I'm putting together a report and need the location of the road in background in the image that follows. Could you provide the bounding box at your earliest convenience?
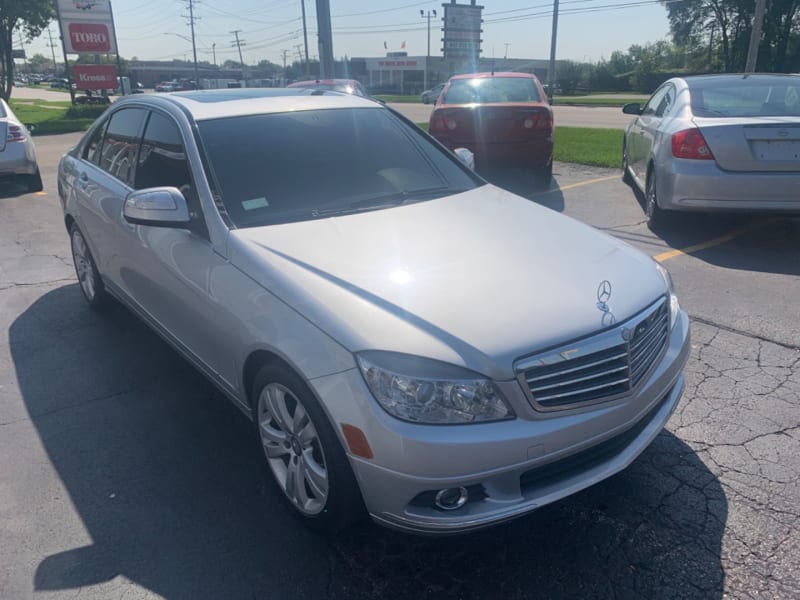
[1,135,797,599]
[391,102,632,129]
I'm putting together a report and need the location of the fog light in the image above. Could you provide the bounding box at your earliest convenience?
[434,486,469,510]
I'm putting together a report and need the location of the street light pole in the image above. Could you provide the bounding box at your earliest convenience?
[212,43,216,67]
[420,9,437,92]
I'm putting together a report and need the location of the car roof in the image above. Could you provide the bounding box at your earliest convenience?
[449,72,537,80]
[287,79,359,87]
[679,73,800,86]
[114,88,380,121]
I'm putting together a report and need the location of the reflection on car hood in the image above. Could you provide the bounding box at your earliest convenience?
[230,185,666,378]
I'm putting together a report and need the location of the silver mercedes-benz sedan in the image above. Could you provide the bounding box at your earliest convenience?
[622,73,800,229]
[0,98,43,192]
[58,89,690,534]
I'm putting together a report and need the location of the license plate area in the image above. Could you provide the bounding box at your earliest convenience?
[750,140,800,161]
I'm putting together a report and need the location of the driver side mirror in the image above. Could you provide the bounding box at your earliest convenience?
[622,102,643,115]
[123,187,190,227]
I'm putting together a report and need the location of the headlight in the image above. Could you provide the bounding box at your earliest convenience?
[655,261,680,330]
[356,352,514,424]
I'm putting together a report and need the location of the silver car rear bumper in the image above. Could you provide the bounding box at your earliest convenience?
[660,159,800,212]
[319,310,690,535]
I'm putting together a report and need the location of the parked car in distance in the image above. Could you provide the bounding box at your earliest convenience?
[58,88,689,535]
[429,72,554,180]
[287,78,368,97]
[421,82,444,104]
[621,73,800,229]
[0,99,43,192]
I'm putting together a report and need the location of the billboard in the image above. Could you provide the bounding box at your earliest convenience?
[74,64,117,90]
[57,0,112,21]
[57,0,117,54]
[441,3,483,61]
[64,21,115,53]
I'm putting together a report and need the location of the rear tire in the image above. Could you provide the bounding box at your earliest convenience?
[645,170,670,230]
[251,363,364,534]
[536,160,553,185]
[69,223,110,309]
[26,169,44,193]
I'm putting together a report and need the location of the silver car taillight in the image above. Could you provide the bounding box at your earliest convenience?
[7,125,26,143]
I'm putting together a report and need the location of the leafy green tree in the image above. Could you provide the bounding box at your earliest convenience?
[0,0,54,99]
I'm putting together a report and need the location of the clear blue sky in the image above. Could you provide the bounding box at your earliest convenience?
[25,0,671,67]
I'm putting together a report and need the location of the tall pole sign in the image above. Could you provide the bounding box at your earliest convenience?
[55,0,122,102]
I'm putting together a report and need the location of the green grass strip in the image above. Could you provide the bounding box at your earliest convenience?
[553,126,623,168]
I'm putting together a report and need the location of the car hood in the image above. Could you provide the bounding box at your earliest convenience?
[229,185,666,380]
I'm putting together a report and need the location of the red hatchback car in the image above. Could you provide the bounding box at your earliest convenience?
[429,72,554,179]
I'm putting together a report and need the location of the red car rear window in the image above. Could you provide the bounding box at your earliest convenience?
[444,78,541,104]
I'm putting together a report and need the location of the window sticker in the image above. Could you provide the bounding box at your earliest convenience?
[242,197,269,211]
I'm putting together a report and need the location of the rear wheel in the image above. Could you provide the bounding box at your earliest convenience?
[251,363,364,533]
[536,160,553,185]
[645,170,670,230]
[70,223,109,309]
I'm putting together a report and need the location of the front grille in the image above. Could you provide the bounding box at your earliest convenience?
[516,298,669,410]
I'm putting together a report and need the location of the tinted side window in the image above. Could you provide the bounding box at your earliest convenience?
[655,85,676,117]
[83,118,109,165]
[643,86,669,116]
[99,108,147,185]
[135,112,191,190]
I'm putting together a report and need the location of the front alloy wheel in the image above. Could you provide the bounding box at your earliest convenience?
[257,382,329,515]
[251,364,363,532]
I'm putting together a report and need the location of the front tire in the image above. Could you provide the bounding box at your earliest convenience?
[621,144,633,186]
[251,364,364,533]
[70,223,109,309]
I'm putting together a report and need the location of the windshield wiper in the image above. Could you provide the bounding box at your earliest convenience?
[313,187,454,217]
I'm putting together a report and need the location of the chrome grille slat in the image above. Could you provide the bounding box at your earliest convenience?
[517,298,669,410]
[525,351,628,383]
[534,377,632,403]
[530,364,630,393]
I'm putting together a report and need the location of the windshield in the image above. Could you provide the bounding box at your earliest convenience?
[198,107,477,228]
[690,79,800,117]
[443,77,541,104]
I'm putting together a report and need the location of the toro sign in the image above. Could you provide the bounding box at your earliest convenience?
[74,65,117,90]
[67,22,112,53]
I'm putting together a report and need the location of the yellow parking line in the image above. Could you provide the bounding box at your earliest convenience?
[557,175,619,192]
[654,226,751,263]
[35,192,46,196]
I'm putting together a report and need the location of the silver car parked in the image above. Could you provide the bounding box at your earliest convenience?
[59,89,690,534]
[0,98,43,192]
[622,73,800,229]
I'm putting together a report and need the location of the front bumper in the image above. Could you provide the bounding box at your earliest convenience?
[660,158,800,212]
[311,310,691,535]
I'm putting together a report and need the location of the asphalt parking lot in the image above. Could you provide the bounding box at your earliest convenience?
[1,134,798,599]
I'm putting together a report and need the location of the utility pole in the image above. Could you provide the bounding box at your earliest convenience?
[212,43,217,67]
[182,0,200,87]
[231,30,247,86]
[745,0,767,73]
[504,42,510,60]
[300,0,310,76]
[281,49,289,85]
[547,0,559,102]
[315,0,334,78]
[420,9,437,92]
[47,27,58,73]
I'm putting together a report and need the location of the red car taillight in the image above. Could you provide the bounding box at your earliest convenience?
[7,125,26,143]
[522,110,552,132]
[430,113,458,133]
[671,128,714,160]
